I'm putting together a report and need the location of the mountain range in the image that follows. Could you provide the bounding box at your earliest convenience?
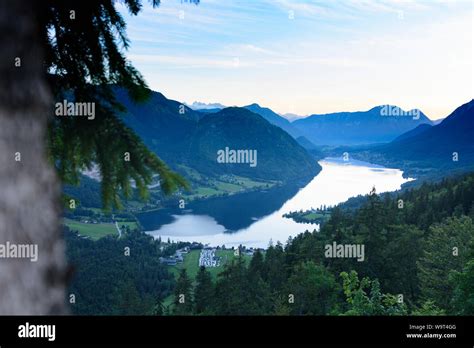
[195,101,435,147]
[186,101,227,110]
[116,89,321,183]
[117,88,473,184]
[243,103,302,138]
[281,113,306,122]
[292,106,433,145]
[351,100,474,178]
[186,107,319,180]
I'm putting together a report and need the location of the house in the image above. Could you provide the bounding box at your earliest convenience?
[177,247,189,254]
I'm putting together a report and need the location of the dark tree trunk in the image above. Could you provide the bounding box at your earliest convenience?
[0,0,67,314]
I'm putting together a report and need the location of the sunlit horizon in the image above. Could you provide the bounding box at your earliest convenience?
[120,0,473,120]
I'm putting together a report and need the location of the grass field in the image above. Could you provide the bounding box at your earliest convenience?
[174,164,278,201]
[302,212,322,220]
[214,181,242,192]
[193,187,220,196]
[169,249,251,281]
[116,221,140,231]
[233,175,277,189]
[64,218,118,240]
[302,212,331,222]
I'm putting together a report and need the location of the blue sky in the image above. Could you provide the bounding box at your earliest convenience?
[118,0,473,119]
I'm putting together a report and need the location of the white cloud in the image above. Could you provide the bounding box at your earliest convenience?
[122,0,473,119]
[128,54,255,69]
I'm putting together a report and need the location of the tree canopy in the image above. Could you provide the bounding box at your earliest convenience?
[38,0,196,208]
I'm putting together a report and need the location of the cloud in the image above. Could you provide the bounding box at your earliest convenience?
[128,54,255,69]
[120,0,472,119]
[221,44,278,57]
[271,0,332,16]
[269,0,434,19]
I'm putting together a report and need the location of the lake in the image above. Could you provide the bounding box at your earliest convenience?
[141,157,413,248]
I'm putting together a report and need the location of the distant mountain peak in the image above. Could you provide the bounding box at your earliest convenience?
[292,104,432,146]
[186,101,227,110]
[246,103,261,108]
[369,104,425,117]
[282,113,306,121]
[243,103,302,138]
[365,98,474,175]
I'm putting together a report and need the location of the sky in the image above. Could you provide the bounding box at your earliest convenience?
[118,0,474,120]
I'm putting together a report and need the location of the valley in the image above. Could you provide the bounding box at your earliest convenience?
[63,91,474,247]
[61,85,474,318]
[143,158,411,248]
[6,0,474,330]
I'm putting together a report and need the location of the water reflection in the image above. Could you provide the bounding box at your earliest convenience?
[140,158,412,248]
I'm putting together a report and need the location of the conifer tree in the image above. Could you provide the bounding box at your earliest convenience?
[194,266,214,315]
[41,0,194,209]
[173,269,193,315]
[0,0,196,314]
[417,216,474,310]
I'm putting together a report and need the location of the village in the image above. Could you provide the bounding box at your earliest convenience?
[159,244,257,268]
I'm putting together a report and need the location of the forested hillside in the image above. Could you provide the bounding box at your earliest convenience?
[66,171,474,315]
[352,100,474,179]
[292,106,432,145]
[65,228,175,315]
[187,107,320,181]
[164,172,474,315]
[118,90,321,183]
